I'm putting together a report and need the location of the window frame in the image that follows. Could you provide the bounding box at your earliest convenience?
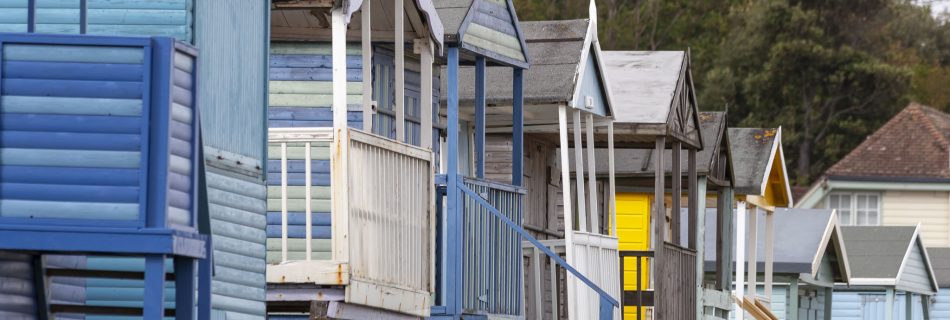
[827,191,881,226]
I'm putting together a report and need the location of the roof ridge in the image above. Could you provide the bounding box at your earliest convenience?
[912,103,950,149]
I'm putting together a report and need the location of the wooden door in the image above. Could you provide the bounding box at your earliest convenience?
[617,192,651,319]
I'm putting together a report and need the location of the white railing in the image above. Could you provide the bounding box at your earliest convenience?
[522,232,621,320]
[266,127,434,317]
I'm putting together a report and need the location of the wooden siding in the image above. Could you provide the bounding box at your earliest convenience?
[485,134,556,239]
[897,241,936,295]
[832,291,930,319]
[207,167,268,319]
[0,42,146,221]
[0,0,194,42]
[265,141,331,263]
[572,54,608,117]
[460,0,525,63]
[196,0,266,161]
[83,256,176,315]
[0,252,35,319]
[882,190,950,246]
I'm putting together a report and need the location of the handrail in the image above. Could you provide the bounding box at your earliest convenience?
[457,181,620,319]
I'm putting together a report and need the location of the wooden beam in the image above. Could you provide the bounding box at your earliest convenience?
[748,206,759,301]
[474,57,485,178]
[272,0,334,9]
[512,68,524,187]
[688,148,698,249]
[330,7,350,262]
[653,135,666,315]
[885,288,895,320]
[764,210,775,301]
[574,110,588,232]
[672,141,681,245]
[586,113,599,233]
[419,38,433,150]
[608,121,617,236]
[557,105,577,319]
[735,201,747,320]
[395,0,405,143]
[361,0,373,132]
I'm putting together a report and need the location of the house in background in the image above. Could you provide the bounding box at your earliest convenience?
[797,103,950,247]
[832,225,939,320]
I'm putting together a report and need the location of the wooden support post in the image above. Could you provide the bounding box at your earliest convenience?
[198,242,212,320]
[653,136,667,315]
[694,178,707,319]
[558,105,577,320]
[394,0,405,142]
[735,201,746,320]
[330,7,350,262]
[420,39,434,150]
[672,141,681,245]
[361,0,373,132]
[923,294,932,320]
[305,142,313,260]
[143,255,166,319]
[907,293,914,320]
[532,248,542,318]
[748,206,758,301]
[280,142,288,262]
[474,57,486,178]
[573,110,588,232]
[607,121,616,236]
[31,255,49,320]
[787,280,799,320]
[824,287,833,320]
[885,288,895,320]
[174,257,196,320]
[445,45,461,315]
[764,210,774,301]
[586,113,599,233]
[688,148,698,249]
[512,68,524,187]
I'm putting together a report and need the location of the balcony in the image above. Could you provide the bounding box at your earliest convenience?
[265,127,434,317]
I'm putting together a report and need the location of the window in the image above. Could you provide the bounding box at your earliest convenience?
[827,192,880,226]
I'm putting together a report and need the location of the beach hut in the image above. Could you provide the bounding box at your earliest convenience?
[598,111,735,319]
[925,248,950,318]
[832,225,938,320]
[598,50,708,319]
[0,2,270,319]
[454,5,621,318]
[727,127,794,318]
[264,0,445,318]
[701,208,851,320]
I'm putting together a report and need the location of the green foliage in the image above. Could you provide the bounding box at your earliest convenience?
[514,0,950,185]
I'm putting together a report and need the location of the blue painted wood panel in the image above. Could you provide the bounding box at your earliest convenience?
[573,53,608,117]
[0,251,35,319]
[0,0,193,41]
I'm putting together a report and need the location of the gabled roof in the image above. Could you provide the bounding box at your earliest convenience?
[926,247,950,288]
[433,0,529,68]
[727,127,793,207]
[591,112,731,182]
[842,225,939,295]
[450,18,612,116]
[824,103,950,181]
[601,51,702,148]
[701,208,850,283]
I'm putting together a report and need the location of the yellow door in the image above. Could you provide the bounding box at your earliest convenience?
[616,193,651,319]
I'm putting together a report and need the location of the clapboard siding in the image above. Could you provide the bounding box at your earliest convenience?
[0,0,193,41]
[832,291,939,320]
[573,54,608,117]
[0,251,35,319]
[265,140,331,263]
[269,42,363,130]
[882,190,950,247]
[0,42,146,222]
[460,0,525,63]
[897,242,936,295]
[934,289,950,319]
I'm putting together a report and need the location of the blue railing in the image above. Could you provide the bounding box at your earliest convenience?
[456,181,621,320]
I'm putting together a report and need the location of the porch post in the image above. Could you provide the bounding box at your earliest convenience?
[558,105,577,319]
[885,288,895,320]
[361,0,373,132]
[787,280,799,320]
[474,57,486,178]
[330,6,350,262]
[653,136,667,315]
[824,287,833,320]
[923,294,932,320]
[445,45,461,314]
[420,39,434,150]
[574,110,588,232]
[907,293,914,320]
[394,0,405,142]
[607,121,616,236]
[174,257,196,320]
[143,255,166,319]
[512,68,524,186]
[764,210,775,300]
[586,113,599,233]
[688,149,698,249]
[694,178,707,319]
[671,141,681,245]
[717,186,735,291]
[735,201,746,320]
[747,206,758,301]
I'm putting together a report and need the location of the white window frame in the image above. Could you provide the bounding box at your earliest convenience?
[826,191,882,226]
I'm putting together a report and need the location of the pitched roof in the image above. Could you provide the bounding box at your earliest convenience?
[727,128,793,206]
[701,208,849,282]
[452,19,590,106]
[825,103,950,180]
[841,225,939,294]
[340,0,445,50]
[601,51,703,148]
[432,0,529,68]
[592,112,727,176]
[927,247,950,288]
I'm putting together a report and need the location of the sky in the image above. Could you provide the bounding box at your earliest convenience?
[918,0,950,17]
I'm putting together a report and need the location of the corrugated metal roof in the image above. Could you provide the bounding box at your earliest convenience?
[601,51,684,124]
[841,226,917,280]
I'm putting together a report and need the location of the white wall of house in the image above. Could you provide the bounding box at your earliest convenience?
[882,190,950,247]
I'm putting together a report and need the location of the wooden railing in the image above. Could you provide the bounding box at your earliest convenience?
[267,127,435,316]
[460,177,525,316]
[572,231,622,319]
[620,242,697,320]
